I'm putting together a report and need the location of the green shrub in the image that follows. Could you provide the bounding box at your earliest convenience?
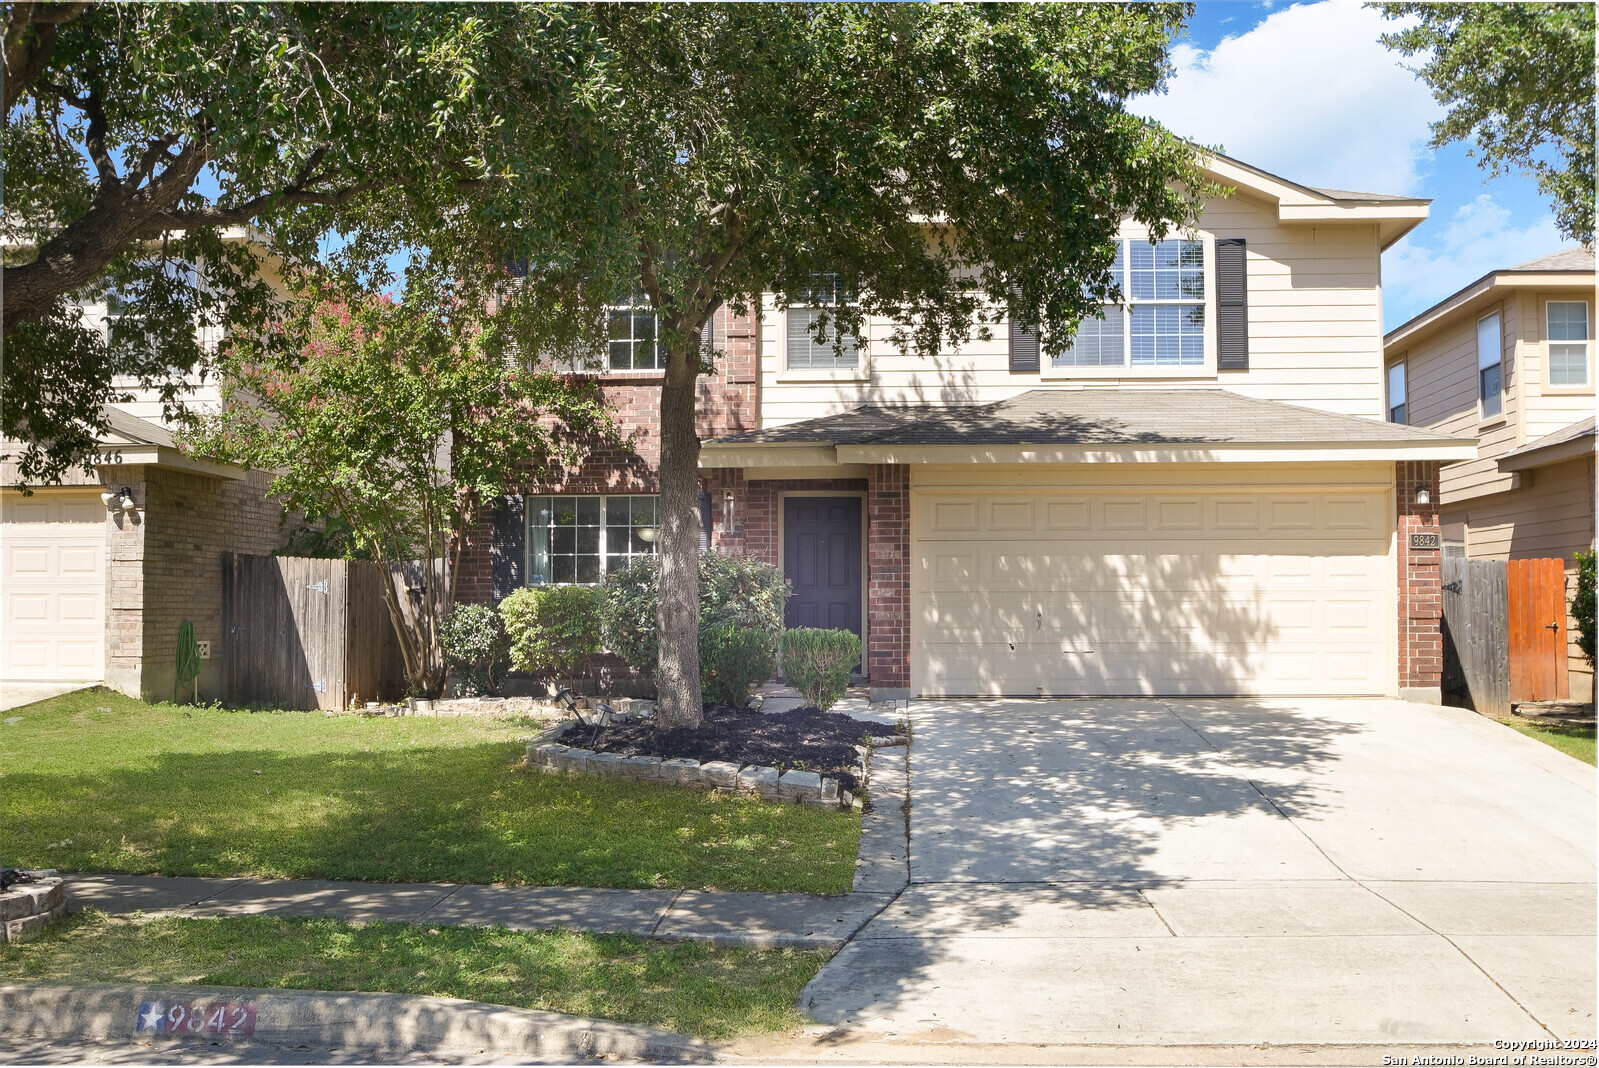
[600,554,790,673]
[500,585,603,682]
[1574,550,1596,670]
[778,628,861,711]
[439,602,511,696]
[701,625,777,708]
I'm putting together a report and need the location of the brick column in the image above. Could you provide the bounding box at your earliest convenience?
[867,464,911,700]
[1397,460,1443,703]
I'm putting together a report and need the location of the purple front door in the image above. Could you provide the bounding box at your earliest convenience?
[783,496,863,637]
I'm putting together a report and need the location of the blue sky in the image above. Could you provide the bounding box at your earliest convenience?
[1133,0,1571,333]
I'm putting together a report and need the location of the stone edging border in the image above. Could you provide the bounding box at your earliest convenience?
[526,716,904,810]
[1,871,68,944]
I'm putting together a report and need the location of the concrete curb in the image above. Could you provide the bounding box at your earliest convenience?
[0,983,714,1062]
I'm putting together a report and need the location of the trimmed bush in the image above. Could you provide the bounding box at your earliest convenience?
[439,602,511,696]
[1574,550,1596,670]
[600,553,790,674]
[701,625,777,708]
[500,585,603,683]
[779,628,861,711]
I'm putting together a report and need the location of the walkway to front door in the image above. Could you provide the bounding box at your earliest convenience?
[782,496,862,636]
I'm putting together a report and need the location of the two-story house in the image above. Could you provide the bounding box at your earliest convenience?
[462,152,1476,705]
[1383,248,1597,702]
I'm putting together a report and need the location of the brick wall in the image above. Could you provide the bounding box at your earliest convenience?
[1397,460,1444,700]
[739,478,870,568]
[103,465,288,701]
[866,465,911,696]
[458,306,761,605]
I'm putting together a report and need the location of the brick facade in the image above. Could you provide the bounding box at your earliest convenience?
[866,464,912,697]
[1396,460,1444,701]
[102,465,289,701]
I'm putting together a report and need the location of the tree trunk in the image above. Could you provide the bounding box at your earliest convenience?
[655,340,703,728]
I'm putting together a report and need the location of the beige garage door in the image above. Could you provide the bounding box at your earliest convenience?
[913,475,1395,697]
[2,489,107,682]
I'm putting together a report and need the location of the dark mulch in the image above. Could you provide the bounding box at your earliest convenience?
[579,705,890,790]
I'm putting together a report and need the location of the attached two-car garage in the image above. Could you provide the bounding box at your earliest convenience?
[2,488,107,683]
[912,464,1396,697]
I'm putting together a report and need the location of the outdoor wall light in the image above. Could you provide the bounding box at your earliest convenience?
[1416,487,1431,506]
[102,487,136,511]
[722,488,737,532]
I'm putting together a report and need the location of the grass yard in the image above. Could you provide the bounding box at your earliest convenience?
[1508,720,1597,766]
[0,910,824,1040]
[0,689,859,893]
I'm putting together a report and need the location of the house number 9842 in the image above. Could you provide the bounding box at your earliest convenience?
[1409,532,1441,551]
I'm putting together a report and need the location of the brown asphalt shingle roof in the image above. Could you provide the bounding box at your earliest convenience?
[1500,416,1596,462]
[709,389,1470,449]
[1506,247,1595,273]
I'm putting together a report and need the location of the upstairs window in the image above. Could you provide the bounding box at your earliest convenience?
[1477,312,1503,419]
[1547,301,1591,387]
[608,294,662,371]
[1387,361,1407,424]
[786,275,859,370]
[1055,239,1205,369]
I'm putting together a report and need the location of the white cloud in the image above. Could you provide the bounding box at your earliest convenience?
[1383,195,1563,328]
[1134,2,1442,194]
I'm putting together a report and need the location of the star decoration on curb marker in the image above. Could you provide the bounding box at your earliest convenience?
[138,1003,165,1031]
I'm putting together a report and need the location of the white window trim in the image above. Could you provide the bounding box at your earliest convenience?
[1041,229,1217,380]
[778,304,870,383]
[1543,297,1594,393]
[1476,309,1505,425]
[525,493,660,586]
[606,295,665,373]
[1387,358,1408,424]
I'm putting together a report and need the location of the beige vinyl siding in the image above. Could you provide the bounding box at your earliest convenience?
[1517,288,1597,443]
[1402,299,1523,505]
[1443,454,1598,702]
[758,192,1388,427]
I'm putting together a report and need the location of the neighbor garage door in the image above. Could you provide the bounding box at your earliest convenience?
[913,469,1395,696]
[2,489,107,682]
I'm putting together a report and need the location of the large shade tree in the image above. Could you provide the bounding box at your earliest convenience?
[1374,2,1596,244]
[421,3,1210,726]
[2,1,491,482]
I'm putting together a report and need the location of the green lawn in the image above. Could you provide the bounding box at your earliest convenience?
[1509,721,1597,766]
[0,689,859,893]
[0,911,824,1040]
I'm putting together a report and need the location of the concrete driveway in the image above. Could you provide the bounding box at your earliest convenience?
[802,698,1597,1050]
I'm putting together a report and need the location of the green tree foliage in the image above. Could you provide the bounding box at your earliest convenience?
[1374,2,1596,243]
[500,585,604,684]
[436,3,1207,726]
[439,603,511,696]
[2,1,490,482]
[1573,551,1596,670]
[184,272,615,697]
[700,626,777,709]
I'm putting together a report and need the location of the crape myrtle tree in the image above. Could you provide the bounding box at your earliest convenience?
[185,271,615,698]
[426,3,1211,727]
[2,1,495,483]
[1374,2,1597,244]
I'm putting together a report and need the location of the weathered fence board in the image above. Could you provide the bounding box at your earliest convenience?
[1441,557,1510,717]
[223,554,404,709]
[1508,557,1570,703]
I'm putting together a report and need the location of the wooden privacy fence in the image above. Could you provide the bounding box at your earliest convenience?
[1441,556,1571,717]
[222,554,405,710]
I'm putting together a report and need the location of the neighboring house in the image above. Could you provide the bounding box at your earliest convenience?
[1383,248,1597,702]
[1,237,293,702]
[461,152,1477,703]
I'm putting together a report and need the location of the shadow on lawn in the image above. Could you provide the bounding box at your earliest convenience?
[0,740,859,893]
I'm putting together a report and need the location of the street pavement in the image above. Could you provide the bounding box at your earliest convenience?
[800,697,1598,1049]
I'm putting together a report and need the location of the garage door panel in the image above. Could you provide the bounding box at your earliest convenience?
[2,490,107,682]
[913,483,1393,697]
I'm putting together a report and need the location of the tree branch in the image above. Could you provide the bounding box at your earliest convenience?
[3,1,90,114]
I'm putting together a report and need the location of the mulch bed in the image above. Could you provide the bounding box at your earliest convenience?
[580,705,891,791]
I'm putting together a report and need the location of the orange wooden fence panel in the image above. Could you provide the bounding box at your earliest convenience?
[1507,557,1569,704]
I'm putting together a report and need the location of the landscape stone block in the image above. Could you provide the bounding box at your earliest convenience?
[777,770,823,801]
[699,761,740,788]
[620,755,663,780]
[532,743,569,768]
[660,758,701,784]
[4,913,49,944]
[738,766,780,797]
[586,751,627,774]
[0,894,35,923]
[562,748,593,774]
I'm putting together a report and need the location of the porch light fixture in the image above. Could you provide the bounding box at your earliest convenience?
[1416,487,1431,506]
[722,488,737,532]
[102,487,136,512]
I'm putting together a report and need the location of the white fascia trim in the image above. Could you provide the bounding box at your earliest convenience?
[698,444,843,469]
[835,442,1478,465]
[97,445,250,480]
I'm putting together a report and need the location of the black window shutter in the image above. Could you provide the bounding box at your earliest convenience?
[1009,313,1040,373]
[698,492,713,552]
[1216,238,1248,371]
[491,494,526,601]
